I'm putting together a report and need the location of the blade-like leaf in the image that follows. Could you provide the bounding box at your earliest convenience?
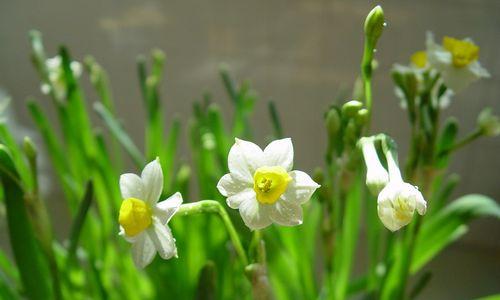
[412,194,500,273]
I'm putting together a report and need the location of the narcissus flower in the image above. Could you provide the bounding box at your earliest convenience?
[40,56,82,99]
[118,158,182,268]
[377,142,426,231]
[217,138,320,230]
[426,32,489,92]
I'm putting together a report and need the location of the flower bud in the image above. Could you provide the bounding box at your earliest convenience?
[23,137,37,160]
[325,108,341,138]
[355,108,369,126]
[341,100,363,118]
[364,5,385,46]
[477,108,500,137]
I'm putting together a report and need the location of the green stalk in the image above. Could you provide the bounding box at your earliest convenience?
[438,129,482,157]
[176,200,249,266]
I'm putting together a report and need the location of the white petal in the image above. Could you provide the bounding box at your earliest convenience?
[415,193,427,216]
[131,232,156,268]
[141,159,164,204]
[228,138,263,183]
[227,188,256,209]
[119,226,140,243]
[377,205,401,232]
[440,66,479,92]
[238,198,272,230]
[269,200,303,226]
[217,173,251,197]
[120,173,145,200]
[262,138,294,171]
[147,219,177,259]
[154,192,183,224]
[282,171,320,205]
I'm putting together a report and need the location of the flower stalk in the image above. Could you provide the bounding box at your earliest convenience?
[176,200,249,266]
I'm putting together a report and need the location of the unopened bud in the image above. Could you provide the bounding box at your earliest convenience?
[477,108,500,137]
[364,5,385,46]
[342,100,363,118]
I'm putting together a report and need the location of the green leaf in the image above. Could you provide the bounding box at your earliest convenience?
[66,181,93,266]
[435,117,458,168]
[268,101,284,139]
[93,102,145,168]
[0,145,53,299]
[412,194,500,273]
[332,173,363,300]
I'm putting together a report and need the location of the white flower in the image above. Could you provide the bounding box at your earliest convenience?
[377,181,427,232]
[217,138,320,230]
[426,32,489,92]
[359,137,389,195]
[377,143,426,231]
[118,158,182,268]
[40,56,82,99]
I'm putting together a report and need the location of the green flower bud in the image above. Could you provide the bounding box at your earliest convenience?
[342,100,363,118]
[364,5,385,46]
[355,108,369,126]
[23,137,38,160]
[477,108,500,137]
[325,108,341,137]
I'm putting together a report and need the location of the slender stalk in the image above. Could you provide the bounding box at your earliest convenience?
[438,129,482,157]
[361,42,374,129]
[176,200,249,266]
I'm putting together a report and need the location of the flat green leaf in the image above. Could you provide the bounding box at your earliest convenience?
[412,194,500,273]
[93,102,145,168]
[0,145,52,299]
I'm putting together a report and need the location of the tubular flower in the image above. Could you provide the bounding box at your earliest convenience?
[118,158,182,268]
[377,140,426,231]
[359,137,389,195]
[217,138,320,230]
[426,32,489,92]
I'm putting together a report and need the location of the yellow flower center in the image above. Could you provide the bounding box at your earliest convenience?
[410,51,427,68]
[253,166,292,204]
[393,198,413,223]
[119,198,152,236]
[442,36,479,68]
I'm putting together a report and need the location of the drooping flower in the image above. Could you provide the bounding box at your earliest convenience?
[217,138,320,230]
[118,158,182,268]
[40,56,82,99]
[426,32,489,92]
[377,138,426,231]
[359,137,389,195]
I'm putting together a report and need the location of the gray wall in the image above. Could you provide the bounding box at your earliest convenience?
[0,1,499,299]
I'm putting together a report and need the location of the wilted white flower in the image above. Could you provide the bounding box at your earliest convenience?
[377,181,427,231]
[119,158,182,268]
[40,56,82,99]
[377,146,426,231]
[426,32,489,92]
[359,137,389,195]
[217,138,320,230]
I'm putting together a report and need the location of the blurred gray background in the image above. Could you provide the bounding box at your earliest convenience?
[0,0,499,299]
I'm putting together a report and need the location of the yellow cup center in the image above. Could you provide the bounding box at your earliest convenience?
[393,198,413,223]
[253,166,292,204]
[410,50,427,69]
[442,36,479,68]
[119,198,152,236]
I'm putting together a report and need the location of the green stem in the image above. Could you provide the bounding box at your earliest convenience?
[176,200,249,266]
[439,129,482,157]
[361,41,374,129]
